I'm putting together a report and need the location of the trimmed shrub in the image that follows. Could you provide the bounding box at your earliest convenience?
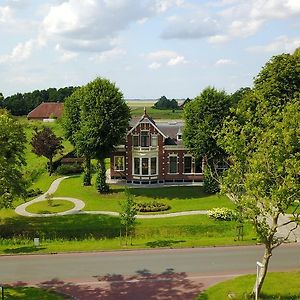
[208,207,236,221]
[55,164,83,175]
[26,188,43,198]
[135,201,171,212]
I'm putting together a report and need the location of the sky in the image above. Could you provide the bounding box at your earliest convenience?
[0,0,299,99]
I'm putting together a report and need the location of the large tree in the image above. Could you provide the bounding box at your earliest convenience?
[0,109,27,208]
[31,127,63,175]
[218,49,300,296]
[183,87,231,170]
[64,77,131,193]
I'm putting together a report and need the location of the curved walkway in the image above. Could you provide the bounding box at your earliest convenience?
[15,176,208,219]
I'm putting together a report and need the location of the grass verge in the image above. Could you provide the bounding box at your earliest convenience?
[198,272,300,300]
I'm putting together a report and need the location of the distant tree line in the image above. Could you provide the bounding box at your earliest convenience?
[0,86,78,116]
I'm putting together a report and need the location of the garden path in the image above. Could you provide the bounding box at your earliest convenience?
[14,177,300,242]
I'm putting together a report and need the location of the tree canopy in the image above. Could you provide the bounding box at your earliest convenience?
[218,48,300,296]
[63,77,131,192]
[0,109,26,208]
[2,86,77,116]
[153,96,179,110]
[31,127,63,175]
[183,87,231,165]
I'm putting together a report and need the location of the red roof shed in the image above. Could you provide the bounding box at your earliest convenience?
[27,102,64,120]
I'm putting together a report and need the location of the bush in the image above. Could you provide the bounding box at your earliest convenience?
[55,164,83,175]
[26,188,43,198]
[208,207,236,221]
[135,201,171,212]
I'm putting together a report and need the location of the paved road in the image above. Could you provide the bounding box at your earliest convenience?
[1,244,299,299]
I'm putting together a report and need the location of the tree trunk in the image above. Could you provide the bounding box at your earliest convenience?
[96,157,109,193]
[252,246,272,298]
[48,157,53,176]
[83,155,92,186]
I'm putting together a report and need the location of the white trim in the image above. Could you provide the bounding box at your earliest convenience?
[132,156,158,176]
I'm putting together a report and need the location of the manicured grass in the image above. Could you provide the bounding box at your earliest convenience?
[4,286,67,299]
[130,106,183,119]
[198,272,300,299]
[30,172,60,193]
[53,175,234,213]
[0,214,256,254]
[26,200,75,214]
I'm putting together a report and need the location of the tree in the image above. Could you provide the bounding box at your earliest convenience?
[64,77,131,193]
[31,127,63,175]
[218,49,300,297]
[63,88,93,186]
[153,96,179,110]
[0,92,4,108]
[120,188,137,246]
[0,109,27,208]
[183,87,231,183]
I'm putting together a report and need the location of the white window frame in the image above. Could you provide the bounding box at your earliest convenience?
[132,134,139,147]
[151,134,158,147]
[114,156,125,171]
[194,157,204,174]
[132,156,158,176]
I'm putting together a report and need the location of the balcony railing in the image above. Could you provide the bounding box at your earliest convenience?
[133,146,158,151]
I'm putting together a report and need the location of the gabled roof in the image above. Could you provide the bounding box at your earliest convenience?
[128,108,168,138]
[27,102,64,119]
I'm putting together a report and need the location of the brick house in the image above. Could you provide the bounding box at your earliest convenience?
[110,109,204,184]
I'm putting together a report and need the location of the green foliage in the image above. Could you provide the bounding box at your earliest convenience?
[2,86,77,116]
[153,96,179,110]
[55,163,83,175]
[96,158,109,193]
[203,168,220,193]
[135,201,170,212]
[207,207,236,221]
[31,127,64,175]
[218,49,300,295]
[120,188,137,245]
[183,87,231,166]
[63,77,131,191]
[0,109,27,208]
[26,188,43,198]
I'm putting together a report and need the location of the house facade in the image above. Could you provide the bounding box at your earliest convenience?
[110,110,204,184]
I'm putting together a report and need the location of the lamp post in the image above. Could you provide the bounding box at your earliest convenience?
[256,261,264,300]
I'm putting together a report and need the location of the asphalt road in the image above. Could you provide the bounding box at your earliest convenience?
[0,244,299,284]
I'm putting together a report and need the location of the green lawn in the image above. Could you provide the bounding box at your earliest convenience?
[4,286,68,300]
[198,272,300,299]
[26,200,75,214]
[0,213,256,254]
[53,175,234,213]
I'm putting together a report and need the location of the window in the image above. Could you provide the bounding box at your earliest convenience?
[133,135,139,147]
[134,158,140,175]
[184,156,192,173]
[177,134,182,140]
[169,156,178,174]
[195,157,203,173]
[114,156,124,171]
[151,157,157,175]
[142,158,149,175]
[151,135,158,147]
[141,131,149,147]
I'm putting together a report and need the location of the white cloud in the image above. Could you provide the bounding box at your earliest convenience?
[215,58,234,66]
[149,62,161,69]
[167,55,188,66]
[247,36,300,53]
[146,50,188,67]
[0,5,13,23]
[0,39,37,64]
[55,44,78,62]
[42,0,151,53]
[90,48,127,63]
[154,0,184,13]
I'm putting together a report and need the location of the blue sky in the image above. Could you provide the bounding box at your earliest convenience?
[0,0,299,99]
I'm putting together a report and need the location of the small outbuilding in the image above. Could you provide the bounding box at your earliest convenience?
[27,102,64,121]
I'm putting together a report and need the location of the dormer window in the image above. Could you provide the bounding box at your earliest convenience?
[177,128,182,141]
[133,135,139,147]
[141,131,149,147]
